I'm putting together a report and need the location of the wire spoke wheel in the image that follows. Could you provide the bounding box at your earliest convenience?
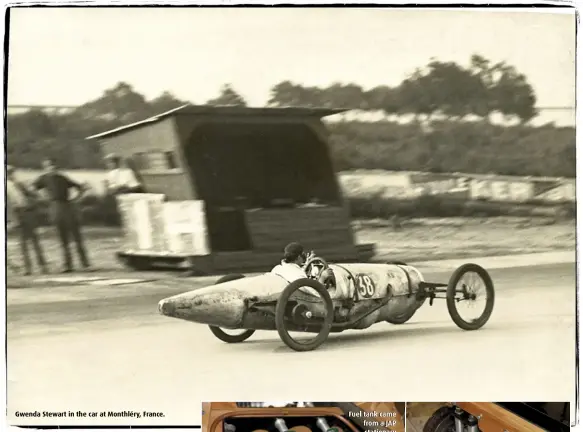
[446,264,495,331]
[455,271,488,322]
[275,278,334,352]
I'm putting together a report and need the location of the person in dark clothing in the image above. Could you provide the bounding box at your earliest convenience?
[33,158,91,273]
[7,165,48,275]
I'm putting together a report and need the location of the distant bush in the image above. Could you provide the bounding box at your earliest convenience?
[8,113,575,179]
[328,121,575,177]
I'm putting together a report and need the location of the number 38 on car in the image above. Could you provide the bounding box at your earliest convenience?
[158,257,495,352]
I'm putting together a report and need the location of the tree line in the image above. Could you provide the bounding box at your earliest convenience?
[7,54,574,177]
[268,54,538,123]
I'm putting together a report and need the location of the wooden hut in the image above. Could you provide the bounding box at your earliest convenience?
[86,104,375,273]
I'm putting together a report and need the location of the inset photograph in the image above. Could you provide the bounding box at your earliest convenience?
[406,402,570,432]
[202,402,405,432]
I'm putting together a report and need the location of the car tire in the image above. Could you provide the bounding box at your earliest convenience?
[275,278,334,352]
[446,263,495,331]
[208,326,255,343]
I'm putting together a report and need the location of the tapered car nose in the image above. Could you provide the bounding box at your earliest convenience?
[158,287,247,327]
[158,298,175,316]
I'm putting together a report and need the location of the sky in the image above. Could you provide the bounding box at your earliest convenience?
[7,7,577,109]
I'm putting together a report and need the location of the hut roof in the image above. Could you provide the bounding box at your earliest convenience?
[85,104,347,140]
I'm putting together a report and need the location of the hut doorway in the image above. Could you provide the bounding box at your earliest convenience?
[181,120,341,253]
[183,121,339,207]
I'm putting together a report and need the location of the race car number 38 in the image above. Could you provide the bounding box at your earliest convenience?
[356,274,376,298]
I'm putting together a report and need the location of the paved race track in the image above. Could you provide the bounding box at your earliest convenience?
[7,263,576,426]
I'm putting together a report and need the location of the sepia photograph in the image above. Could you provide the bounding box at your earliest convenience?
[5,4,577,428]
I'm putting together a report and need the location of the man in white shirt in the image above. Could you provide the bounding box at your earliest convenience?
[104,153,143,195]
[271,242,331,285]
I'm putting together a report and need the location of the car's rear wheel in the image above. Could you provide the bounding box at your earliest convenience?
[446,263,495,331]
[275,278,334,352]
[208,326,256,343]
[208,274,256,343]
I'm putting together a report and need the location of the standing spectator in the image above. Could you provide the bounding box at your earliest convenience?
[7,165,48,275]
[104,153,143,195]
[33,158,91,273]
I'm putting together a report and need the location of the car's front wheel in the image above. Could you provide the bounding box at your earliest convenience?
[275,278,334,352]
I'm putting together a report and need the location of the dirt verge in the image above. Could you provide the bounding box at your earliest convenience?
[7,217,574,281]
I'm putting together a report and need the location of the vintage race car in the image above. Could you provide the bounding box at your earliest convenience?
[158,256,495,352]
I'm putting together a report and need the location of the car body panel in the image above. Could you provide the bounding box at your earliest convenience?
[158,263,426,331]
[329,263,424,299]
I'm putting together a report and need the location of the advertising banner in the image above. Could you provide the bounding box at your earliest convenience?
[341,171,576,205]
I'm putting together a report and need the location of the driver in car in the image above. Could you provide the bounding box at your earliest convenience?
[271,242,334,286]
